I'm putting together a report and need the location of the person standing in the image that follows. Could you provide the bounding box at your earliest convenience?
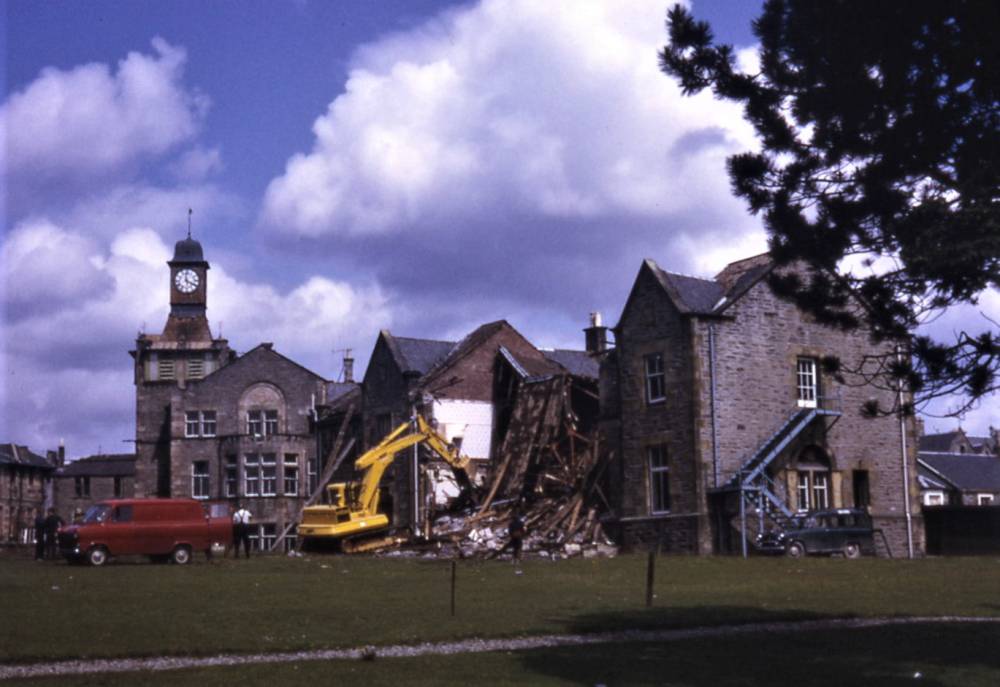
[508,510,526,564]
[43,508,64,560]
[33,511,46,561]
[232,504,252,558]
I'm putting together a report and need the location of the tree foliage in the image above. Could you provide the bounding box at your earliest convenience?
[661,0,999,415]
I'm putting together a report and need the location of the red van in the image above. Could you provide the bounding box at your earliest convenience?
[58,499,232,566]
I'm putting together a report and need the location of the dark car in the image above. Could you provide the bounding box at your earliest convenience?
[755,508,874,558]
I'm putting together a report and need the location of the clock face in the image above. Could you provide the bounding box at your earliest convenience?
[174,268,200,294]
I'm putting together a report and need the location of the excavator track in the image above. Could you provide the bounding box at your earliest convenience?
[342,534,407,554]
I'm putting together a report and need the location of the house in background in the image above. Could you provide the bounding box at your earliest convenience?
[919,428,999,456]
[918,453,1000,507]
[599,254,922,556]
[1,443,59,544]
[52,454,136,519]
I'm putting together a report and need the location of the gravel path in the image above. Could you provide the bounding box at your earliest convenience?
[2,616,998,680]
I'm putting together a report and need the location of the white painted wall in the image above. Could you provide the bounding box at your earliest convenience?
[431,399,494,460]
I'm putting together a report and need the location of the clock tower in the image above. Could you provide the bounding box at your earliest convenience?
[169,235,209,317]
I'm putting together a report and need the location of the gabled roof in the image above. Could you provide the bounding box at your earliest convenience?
[325,381,360,404]
[917,452,1000,492]
[381,331,456,376]
[197,343,326,385]
[629,254,777,322]
[542,349,599,380]
[498,346,565,379]
[0,444,54,470]
[919,430,970,454]
[58,454,136,478]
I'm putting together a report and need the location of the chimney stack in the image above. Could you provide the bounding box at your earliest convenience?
[58,440,65,467]
[342,350,354,383]
[584,311,608,354]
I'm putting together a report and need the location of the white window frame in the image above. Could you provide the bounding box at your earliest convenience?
[244,454,260,496]
[797,471,811,511]
[260,523,277,551]
[812,472,829,510]
[201,411,217,437]
[185,412,201,438]
[224,455,238,498]
[264,410,279,436]
[797,358,818,408]
[644,353,666,404]
[247,411,263,437]
[977,493,994,506]
[923,491,945,506]
[283,454,299,496]
[647,445,671,514]
[191,461,210,500]
[261,454,277,497]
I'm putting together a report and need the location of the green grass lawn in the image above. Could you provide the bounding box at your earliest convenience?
[2,549,999,684]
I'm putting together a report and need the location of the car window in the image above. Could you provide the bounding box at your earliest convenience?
[83,504,111,523]
[114,505,133,522]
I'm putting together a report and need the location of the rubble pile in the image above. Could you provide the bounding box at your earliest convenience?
[431,374,618,559]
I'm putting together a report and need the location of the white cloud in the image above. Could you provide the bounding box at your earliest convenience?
[0,222,395,455]
[260,0,755,237]
[1,37,206,190]
[169,146,224,182]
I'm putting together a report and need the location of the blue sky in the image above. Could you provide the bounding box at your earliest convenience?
[2,0,995,458]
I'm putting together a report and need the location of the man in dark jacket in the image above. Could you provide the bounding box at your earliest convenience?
[34,512,47,561]
[43,508,64,560]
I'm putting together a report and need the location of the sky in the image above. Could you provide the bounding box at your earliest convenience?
[2,0,996,459]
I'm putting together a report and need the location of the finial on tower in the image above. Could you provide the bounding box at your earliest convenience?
[187,208,193,239]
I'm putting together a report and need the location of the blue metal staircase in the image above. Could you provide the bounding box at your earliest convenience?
[727,399,842,556]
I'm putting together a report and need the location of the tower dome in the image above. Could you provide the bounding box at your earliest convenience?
[172,237,205,263]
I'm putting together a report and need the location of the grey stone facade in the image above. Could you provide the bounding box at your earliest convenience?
[0,444,57,544]
[603,255,923,557]
[131,236,328,551]
[52,454,135,521]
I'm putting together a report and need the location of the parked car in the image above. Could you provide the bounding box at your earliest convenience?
[58,499,232,566]
[755,508,875,558]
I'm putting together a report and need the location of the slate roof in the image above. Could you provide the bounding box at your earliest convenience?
[325,381,360,404]
[384,333,456,376]
[919,431,969,453]
[58,454,136,478]
[542,349,600,380]
[641,254,775,318]
[917,452,1000,492]
[0,444,54,470]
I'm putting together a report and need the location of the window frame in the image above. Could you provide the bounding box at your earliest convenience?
[261,453,277,497]
[224,455,238,498]
[923,491,945,506]
[191,461,210,500]
[796,358,818,408]
[977,493,994,506]
[244,454,261,496]
[644,353,666,404]
[647,444,671,514]
[247,410,263,437]
[283,454,299,496]
[185,411,201,438]
[201,411,217,437]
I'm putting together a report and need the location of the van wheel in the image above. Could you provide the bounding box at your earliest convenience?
[843,543,862,559]
[171,546,192,565]
[786,541,805,558]
[87,547,109,567]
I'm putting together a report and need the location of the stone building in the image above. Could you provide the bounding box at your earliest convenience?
[0,443,58,544]
[131,234,329,551]
[52,453,136,520]
[600,254,923,556]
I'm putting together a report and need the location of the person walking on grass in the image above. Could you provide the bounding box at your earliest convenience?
[43,508,64,560]
[508,509,526,566]
[232,503,253,558]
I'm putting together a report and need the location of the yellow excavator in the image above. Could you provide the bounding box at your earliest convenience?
[298,416,476,553]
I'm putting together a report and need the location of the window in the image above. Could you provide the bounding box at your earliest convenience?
[75,476,90,498]
[247,411,263,437]
[113,476,124,498]
[225,455,238,498]
[158,357,175,381]
[924,491,945,506]
[186,411,217,438]
[247,410,278,437]
[796,358,818,408]
[796,470,831,511]
[644,354,666,404]
[188,356,205,379]
[261,523,277,551]
[261,454,277,496]
[192,461,210,499]
[647,445,671,514]
[307,457,319,496]
[977,494,994,506]
[185,412,200,438]
[244,454,260,496]
[201,411,217,437]
[264,410,279,436]
[284,454,299,496]
[114,505,133,522]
